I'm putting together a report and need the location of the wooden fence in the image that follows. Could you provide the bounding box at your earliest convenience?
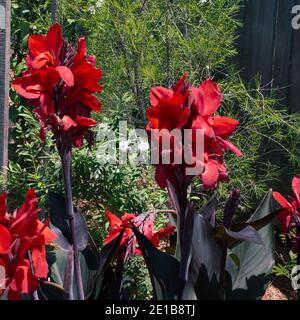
[235,0,300,113]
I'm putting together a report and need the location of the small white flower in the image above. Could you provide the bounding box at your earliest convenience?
[119,140,131,153]
[96,0,104,8]
[138,141,149,153]
[88,5,96,15]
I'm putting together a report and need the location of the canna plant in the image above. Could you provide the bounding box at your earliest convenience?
[273,177,300,299]
[10,23,106,300]
[132,75,283,300]
[3,23,285,300]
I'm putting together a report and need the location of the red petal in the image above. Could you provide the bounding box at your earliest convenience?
[61,115,77,131]
[121,213,136,227]
[211,116,239,138]
[192,116,215,139]
[277,210,292,234]
[273,192,293,210]
[76,116,97,127]
[72,61,102,85]
[173,73,188,94]
[155,225,176,239]
[12,77,41,100]
[28,34,47,57]
[39,94,54,116]
[201,161,219,190]
[150,87,173,107]
[143,219,154,240]
[0,225,11,254]
[80,93,102,112]
[38,221,57,244]
[146,97,190,130]
[104,230,120,245]
[55,66,74,86]
[195,80,222,116]
[26,188,37,203]
[87,55,97,66]
[46,23,63,57]
[217,137,243,157]
[10,260,39,294]
[292,176,300,205]
[105,210,122,227]
[32,52,55,69]
[72,135,84,148]
[32,247,48,278]
[74,37,87,64]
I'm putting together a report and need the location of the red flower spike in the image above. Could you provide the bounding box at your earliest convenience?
[146,74,242,191]
[104,211,175,259]
[0,189,57,300]
[12,23,102,149]
[273,178,300,234]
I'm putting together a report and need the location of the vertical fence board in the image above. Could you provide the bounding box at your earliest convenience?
[288,0,300,113]
[272,0,294,106]
[0,0,10,171]
[239,0,278,89]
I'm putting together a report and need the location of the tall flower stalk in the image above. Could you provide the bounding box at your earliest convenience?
[145,74,242,299]
[12,24,103,300]
[273,176,300,300]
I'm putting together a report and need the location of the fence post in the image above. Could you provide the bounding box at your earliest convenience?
[51,0,59,23]
[0,0,10,173]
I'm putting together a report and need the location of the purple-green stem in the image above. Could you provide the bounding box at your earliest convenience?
[60,145,85,300]
[297,229,300,300]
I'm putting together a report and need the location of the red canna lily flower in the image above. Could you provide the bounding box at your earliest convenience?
[141,218,175,249]
[273,176,300,234]
[0,189,57,300]
[26,23,62,70]
[104,210,175,258]
[146,74,242,191]
[146,74,190,131]
[104,211,136,247]
[12,23,102,149]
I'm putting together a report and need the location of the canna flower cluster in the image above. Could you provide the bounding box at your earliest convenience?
[0,190,56,300]
[273,176,300,234]
[146,74,242,190]
[104,210,175,258]
[12,24,102,148]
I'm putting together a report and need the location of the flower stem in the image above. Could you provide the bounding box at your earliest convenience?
[60,141,85,300]
[218,245,227,300]
[297,229,300,300]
